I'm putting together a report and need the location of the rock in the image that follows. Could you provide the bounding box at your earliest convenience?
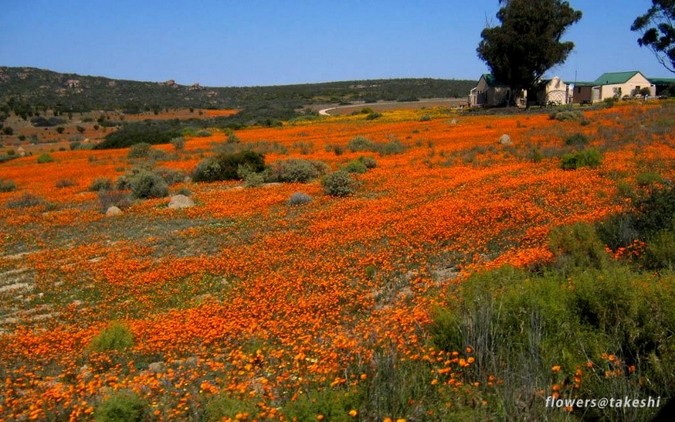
[168,194,195,209]
[499,134,513,145]
[105,206,122,217]
[450,118,458,125]
[148,362,165,373]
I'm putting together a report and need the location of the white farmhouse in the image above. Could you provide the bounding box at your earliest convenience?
[591,71,656,102]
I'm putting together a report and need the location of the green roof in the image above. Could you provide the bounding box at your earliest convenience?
[481,73,508,87]
[593,71,643,85]
[649,77,675,84]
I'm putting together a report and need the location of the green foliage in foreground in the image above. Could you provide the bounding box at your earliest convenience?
[431,190,675,421]
[95,390,149,422]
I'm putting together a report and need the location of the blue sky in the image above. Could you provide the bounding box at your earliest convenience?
[0,1,670,87]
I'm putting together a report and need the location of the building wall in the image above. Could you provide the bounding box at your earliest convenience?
[594,74,656,102]
[572,86,593,104]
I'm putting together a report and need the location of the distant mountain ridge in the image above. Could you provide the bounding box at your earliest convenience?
[0,66,476,112]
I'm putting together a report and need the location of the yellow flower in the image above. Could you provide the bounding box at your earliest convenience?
[349,409,358,417]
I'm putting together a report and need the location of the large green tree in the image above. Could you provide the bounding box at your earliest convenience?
[631,0,675,73]
[477,0,582,105]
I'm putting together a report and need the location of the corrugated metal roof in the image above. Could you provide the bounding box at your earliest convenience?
[593,71,643,85]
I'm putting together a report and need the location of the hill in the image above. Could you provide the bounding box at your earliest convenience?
[0,66,475,112]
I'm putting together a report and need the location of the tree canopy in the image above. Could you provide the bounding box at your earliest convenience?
[631,0,675,73]
[477,0,582,104]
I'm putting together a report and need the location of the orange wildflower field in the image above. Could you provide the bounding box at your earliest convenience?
[0,102,673,420]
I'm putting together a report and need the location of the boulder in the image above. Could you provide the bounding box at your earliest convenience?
[499,134,513,145]
[105,206,122,217]
[168,194,195,209]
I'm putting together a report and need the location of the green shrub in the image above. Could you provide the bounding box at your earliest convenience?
[348,136,375,152]
[560,148,602,170]
[636,172,664,187]
[322,171,357,197]
[265,158,328,183]
[358,156,377,169]
[343,159,368,174]
[95,390,148,422]
[632,185,675,237]
[0,178,17,192]
[243,171,265,188]
[642,229,675,270]
[564,133,589,147]
[193,151,265,182]
[127,142,152,159]
[95,122,181,149]
[376,139,405,156]
[226,131,240,144]
[89,177,113,192]
[170,136,185,151]
[192,158,222,183]
[549,222,609,271]
[366,112,382,120]
[288,192,312,206]
[89,321,134,352]
[129,170,169,199]
[326,144,345,155]
[37,153,54,163]
[196,129,212,137]
[206,394,257,421]
[419,114,432,122]
[551,110,583,121]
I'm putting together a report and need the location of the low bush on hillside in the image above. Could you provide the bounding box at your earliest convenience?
[348,136,376,152]
[343,159,368,174]
[127,142,152,158]
[88,321,134,352]
[265,158,328,183]
[550,109,583,121]
[37,153,54,164]
[193,151,265,182]
[95,390,149,422]
[560,148,602,170]
[347,136,405,156]
[375,138,405,156]
[358,156,377,169]
[89,177,113,192]
[322,171,357,197]
[0,178,17,192]
[95,122,182,149]
[288,192,312,206]
[128,170,169,199]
